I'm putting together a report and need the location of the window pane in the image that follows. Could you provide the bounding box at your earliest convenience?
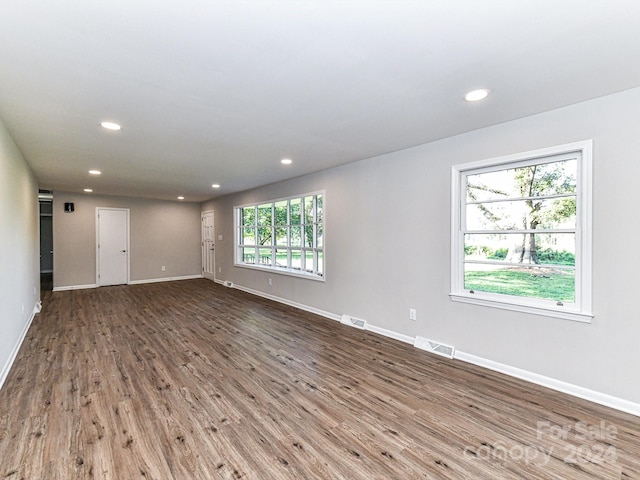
[317,251,324,275]
[242,248,256,264]
[258,227,272,246]
[304,250,314,272]
[290,226,302,247]
[316,194,323,223]
[467,159,577,202]
[465,197,576,231]
[290,198,301,225]
[304,196,314,223]
[275,226,288,246]
[275,201,287,226]
[240,227,256,246]
[464,233,575,267]
[275,248,287,267]
[257,204,272,226]
[304,225,314,248]
[259,248,272,265]
[242,207,256,226]
[316,223,323,248]
[291,249,302,269]
[464,263,575,302]
[464,232,575,302]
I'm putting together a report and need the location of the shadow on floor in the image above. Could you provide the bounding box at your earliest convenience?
[40,273,53,292]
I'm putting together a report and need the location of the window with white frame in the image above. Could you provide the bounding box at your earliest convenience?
[235,192,324,279]
[450,141,592,322]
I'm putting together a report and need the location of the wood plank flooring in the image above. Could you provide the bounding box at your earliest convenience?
[1,279,638,479]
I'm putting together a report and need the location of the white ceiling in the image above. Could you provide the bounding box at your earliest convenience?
[2,1,640,202]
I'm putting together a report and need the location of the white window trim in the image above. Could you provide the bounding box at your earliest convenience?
[450,141,593,323]
[234,190,325,282]
[235,262,326,282]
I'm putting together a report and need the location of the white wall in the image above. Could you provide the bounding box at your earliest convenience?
[203,86,640,407]
[0,118,40,388]
[53,192,202,289]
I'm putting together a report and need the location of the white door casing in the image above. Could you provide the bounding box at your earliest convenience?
[97,208,130,286]
[202,211,215,281]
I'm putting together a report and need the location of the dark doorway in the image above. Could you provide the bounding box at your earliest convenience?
[39,190,53,292]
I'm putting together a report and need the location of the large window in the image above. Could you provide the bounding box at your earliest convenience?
[235,192,324,280]
[451,141,592,322]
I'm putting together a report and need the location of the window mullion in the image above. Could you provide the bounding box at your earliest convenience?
[466,192,576,206]
[463,228,576,235]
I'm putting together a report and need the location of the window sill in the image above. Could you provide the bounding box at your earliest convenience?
[235,262,325,282]
[449,293,593,323]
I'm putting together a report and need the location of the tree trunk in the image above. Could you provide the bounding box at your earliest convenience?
[505,217,539,264]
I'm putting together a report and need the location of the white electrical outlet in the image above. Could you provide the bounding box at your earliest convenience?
[161,265,166,271]
[268,278,272,286]
[218,267,222,273]
[218,234,223,241]
[409,308,417,321]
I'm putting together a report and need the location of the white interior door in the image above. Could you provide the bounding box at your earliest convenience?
[97,208,129,286]
[202,211,215,281]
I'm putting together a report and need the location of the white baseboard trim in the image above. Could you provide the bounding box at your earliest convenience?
[367,324,414,345]
[53,275,203,291]
[212,280,640,417]
[129,274,202,285]
[0,303,40,391]
[53,283,98,292]
[228,283,413,345]
[231,283,341,322]
[455,351,640,417]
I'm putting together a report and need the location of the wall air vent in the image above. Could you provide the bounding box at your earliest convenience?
[414,336,455,359]
[341,314,367,330]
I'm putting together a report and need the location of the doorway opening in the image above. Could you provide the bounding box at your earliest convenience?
[39,190,53,292]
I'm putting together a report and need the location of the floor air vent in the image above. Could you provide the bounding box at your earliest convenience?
[414,336,455,359]
[341,314,367,330]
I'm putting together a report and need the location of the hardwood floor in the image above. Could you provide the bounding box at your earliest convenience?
[1,279,638,479]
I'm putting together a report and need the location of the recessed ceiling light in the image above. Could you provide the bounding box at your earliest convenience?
[84,188,93,193]
[281,158,293,165]
[89,169,101,175]
[177,196,184,200]
[464,89,490,102]
[211,184,221,189]
[100,121,121,131]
